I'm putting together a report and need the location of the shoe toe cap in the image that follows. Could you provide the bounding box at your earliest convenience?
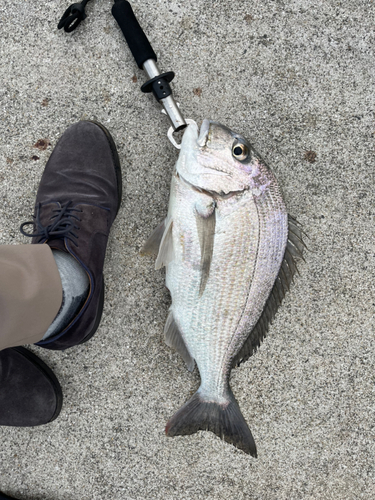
[0,347,62,426]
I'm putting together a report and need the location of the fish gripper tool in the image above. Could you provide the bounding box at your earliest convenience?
[112,0,188,135]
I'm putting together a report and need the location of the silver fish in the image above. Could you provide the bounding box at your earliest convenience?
[142,120,305,456]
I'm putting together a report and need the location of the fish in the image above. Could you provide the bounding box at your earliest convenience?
[142,120,306,456]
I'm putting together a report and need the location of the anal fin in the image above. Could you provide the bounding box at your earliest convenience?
[164,312,195,372]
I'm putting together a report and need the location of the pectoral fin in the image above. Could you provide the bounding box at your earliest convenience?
[195,205,216,296]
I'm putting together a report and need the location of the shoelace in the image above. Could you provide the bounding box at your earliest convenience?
[20,202,82,246]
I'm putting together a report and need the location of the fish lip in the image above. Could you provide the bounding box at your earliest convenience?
[197,119,210,147]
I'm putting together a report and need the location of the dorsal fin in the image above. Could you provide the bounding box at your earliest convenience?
[232,215,307,367]
[164,311,195,372]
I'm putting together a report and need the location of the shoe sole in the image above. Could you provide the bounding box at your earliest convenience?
[78,121,122,345]
[12,346,63,423]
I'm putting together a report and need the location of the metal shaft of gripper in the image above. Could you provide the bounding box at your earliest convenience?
[142,60,186,132]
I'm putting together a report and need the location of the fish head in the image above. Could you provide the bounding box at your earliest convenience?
[176,120,268,195]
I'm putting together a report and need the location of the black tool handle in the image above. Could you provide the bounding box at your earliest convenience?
[112,0,157,69]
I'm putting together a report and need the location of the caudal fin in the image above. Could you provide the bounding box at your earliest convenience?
[165,388,257,457]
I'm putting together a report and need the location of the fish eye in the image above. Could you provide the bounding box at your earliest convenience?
[232,142,249,161]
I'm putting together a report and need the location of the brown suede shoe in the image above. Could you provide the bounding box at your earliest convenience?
[0,347,62,426]
[20,121,122,350]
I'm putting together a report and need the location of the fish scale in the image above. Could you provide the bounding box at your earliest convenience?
[232,183,288,353]
[170,191,256,356]
[196,199,258,380]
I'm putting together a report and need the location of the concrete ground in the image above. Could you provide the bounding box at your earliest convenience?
[1,0,374,498]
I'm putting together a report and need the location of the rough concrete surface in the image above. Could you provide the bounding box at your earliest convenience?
[0,0,374,499]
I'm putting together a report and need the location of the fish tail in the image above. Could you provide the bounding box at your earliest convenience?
[165,387,257,457]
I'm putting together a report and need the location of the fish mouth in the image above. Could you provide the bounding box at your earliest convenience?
[197,119,210,147]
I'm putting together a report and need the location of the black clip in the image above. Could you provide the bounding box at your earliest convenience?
[58,1,90,33]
